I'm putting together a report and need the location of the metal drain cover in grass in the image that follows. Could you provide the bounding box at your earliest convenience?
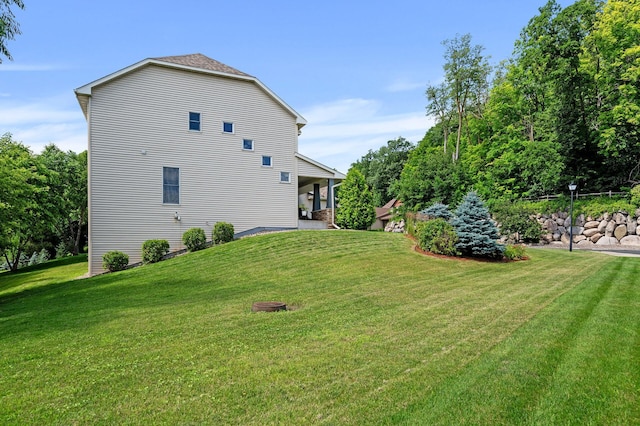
[252,301,287,312]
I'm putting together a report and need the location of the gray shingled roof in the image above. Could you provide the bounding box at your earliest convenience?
[153,53,253,78]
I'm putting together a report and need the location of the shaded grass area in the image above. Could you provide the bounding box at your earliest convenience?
[0,232,637,424]
[0,254,88,299]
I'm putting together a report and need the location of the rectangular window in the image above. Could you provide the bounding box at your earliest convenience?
[163,166,179,204]
[280,171,291,183]
[262,155,272,167]
[223,121,234,133]
[243,139,254,151]
[189,112,201,131]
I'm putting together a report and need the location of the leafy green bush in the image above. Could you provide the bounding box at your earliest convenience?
[183,227,207,252]
[102,250,129,272]
[213,222,235,244]
[142,239,169,264]
[452,191,505,259]
[504,244,527,261]
[404,213,418,237]
[415,218,459,256]
[492,200,542,243]
[629,185,640,208]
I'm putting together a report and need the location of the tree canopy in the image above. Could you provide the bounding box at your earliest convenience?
[0,0,24,62]
[360,0,637,212]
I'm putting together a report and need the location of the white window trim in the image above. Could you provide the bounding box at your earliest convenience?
[189,112,201,132]
[280,171,291,183]
[222,121,234,134]
[162,166,180,205]
[242,139,254,151]
[262,155,273,168]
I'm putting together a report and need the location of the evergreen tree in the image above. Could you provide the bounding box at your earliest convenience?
[452,191,504,259]
[419,202,452,220]
[335,168,376,230]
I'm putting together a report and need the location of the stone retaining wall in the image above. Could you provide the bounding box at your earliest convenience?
[538,210,640,246]
[384,210,640,247]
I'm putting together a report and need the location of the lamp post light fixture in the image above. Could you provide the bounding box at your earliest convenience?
[568,182,577,252]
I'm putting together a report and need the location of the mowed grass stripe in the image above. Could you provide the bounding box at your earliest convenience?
[0,231,633,424]
[394,255,640,425]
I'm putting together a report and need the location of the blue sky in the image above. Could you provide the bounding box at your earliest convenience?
[1,0,574,173]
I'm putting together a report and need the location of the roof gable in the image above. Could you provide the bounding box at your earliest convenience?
[74,54,306,127]
[153,54,252,78]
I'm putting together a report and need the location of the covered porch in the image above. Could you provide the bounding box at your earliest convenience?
[296,153,346,229]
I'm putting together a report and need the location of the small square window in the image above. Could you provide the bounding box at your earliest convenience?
[223,121,234,133]
[243,139,254,150]
[189,112,201,131]
[280,171,291,183]
[262,155,272,167]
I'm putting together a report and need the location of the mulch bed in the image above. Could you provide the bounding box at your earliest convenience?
[407,235,528,262]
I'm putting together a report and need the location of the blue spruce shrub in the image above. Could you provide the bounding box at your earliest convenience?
[452,191,505,259]
[419,202,453,220]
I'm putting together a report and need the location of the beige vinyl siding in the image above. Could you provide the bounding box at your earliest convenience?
[88,65,298,275]
[297,157,339,179]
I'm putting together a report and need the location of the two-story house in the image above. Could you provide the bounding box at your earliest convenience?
[75,54,344,275]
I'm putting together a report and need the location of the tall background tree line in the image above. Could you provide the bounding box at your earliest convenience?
[355,0,640,212]
[0,133,87,271]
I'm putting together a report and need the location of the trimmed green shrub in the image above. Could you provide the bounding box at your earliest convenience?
[452,191,505,259]
[142,239,169,264]
[415,218,459,256]
[102,250,129,272]
[213,222,235,244]
[183,227,207,252]
[504,244,527,261]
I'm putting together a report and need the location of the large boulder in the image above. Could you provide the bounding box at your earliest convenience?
[544,219,558,232]
[590,233,603,243]
[620,235,640,246]
[598,219,608,233]
[595,236,619,245]
[584,220,600,229]
[605,220,616,237]
[614,212,627,224]
[627,218,637,235]
[577,239,595,247]
[583,228,600,238]
[614,224,628,241]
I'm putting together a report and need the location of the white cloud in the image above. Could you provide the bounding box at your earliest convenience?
[385,78,426,93]
[298,98,434,173]
[0,63,64,72]
[0,94,86,153]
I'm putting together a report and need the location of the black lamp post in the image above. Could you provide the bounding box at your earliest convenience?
[568,182,577,252]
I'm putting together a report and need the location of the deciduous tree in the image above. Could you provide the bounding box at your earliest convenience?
[0,0,24,62]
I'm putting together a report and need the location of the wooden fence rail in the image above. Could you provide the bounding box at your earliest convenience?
[524,191,627,201]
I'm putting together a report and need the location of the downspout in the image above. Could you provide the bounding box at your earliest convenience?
[330,182,343,229]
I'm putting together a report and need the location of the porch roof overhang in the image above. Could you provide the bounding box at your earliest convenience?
[296,153,346,187]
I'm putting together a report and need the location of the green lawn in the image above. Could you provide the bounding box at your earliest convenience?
[0,231,638,424]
